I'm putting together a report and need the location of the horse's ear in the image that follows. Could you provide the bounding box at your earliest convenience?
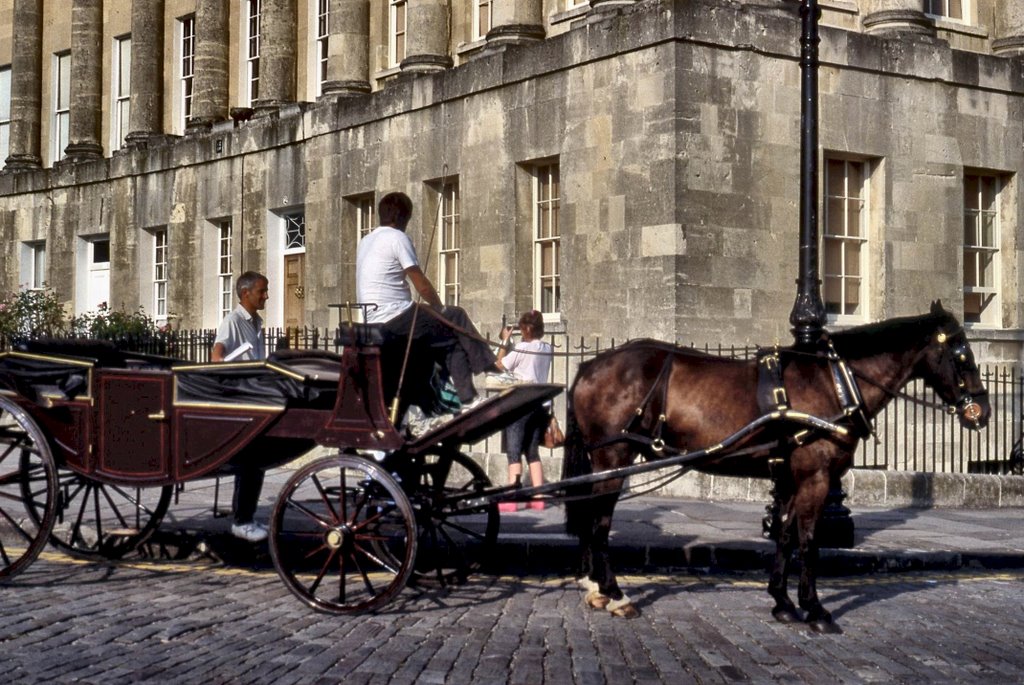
[931,300,944,314]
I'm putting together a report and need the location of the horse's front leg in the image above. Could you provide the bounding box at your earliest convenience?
[767,501,801,623]
[793,471,841,634]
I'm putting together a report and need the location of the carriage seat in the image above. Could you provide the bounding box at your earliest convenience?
[14,338,178,370]
[335,323,385,348]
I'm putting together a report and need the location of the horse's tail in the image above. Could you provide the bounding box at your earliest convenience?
[562,374,593,539]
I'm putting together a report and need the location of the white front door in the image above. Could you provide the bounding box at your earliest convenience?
[86,238,110,311]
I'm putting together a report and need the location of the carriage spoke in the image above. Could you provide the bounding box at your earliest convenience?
[285,498,336,530]
[0,504,39,544]
[306,546,340,596]
[310,473,340,523]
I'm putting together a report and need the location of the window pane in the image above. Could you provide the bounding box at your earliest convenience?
[846,241,861,277]
[981,177,996,211]
[825,198,844,236]
[826,159,844,196]
[978,252,994,288]
[823,239,842,275]
[963,251,977,287]
[848,160,863,192]
[58,54,71,108]
[964,175,979,208]
[964,293,981,323]
[0,67,11,120]
[846,202,862,238]
[981,213,996,248]
[963,213,976,245]
[92,240,110,264]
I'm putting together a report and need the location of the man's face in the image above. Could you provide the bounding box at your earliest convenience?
[241,279,269,313]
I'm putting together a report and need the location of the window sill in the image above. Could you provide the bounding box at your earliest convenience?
[550,4,590,27]
[821,0,858,15]
[456,38,488,57]
[928,16,990,39]
[372,65,402,84]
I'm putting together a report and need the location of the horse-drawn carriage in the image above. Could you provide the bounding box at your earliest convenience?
[0,298,992,631]
[0,319,561,613]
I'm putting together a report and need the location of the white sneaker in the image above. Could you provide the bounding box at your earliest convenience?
[231,521,268,542]
[460,396,486,414]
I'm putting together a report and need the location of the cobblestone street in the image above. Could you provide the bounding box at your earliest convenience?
[3,553,1024,684]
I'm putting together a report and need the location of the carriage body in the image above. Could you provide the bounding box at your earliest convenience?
[0,330,562,612]
[0,336,413,487]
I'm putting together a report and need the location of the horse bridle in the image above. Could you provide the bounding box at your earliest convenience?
[850,326,986,428]
[933,328,987,427]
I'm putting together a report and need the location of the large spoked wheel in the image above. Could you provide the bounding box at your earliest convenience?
[269,455,417,613]
[409,452,499,586]
[0,397,58,581]
[42,473,173,560]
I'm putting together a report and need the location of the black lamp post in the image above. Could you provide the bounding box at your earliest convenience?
[789,0,827,346]
[785,0,854,548]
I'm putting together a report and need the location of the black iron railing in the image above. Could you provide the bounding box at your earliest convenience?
[2,327,1020,474]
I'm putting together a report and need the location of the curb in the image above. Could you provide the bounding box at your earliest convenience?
[492,538,1024,578]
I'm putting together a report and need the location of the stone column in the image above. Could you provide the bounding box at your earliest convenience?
[993,2,1024,55]
[322,0,370,97]
[187,0,230,132]
[4,0,43,171]
[862,0,935,37]
[486,0,544,48]
[400,0,452,74]
[254,0,297,115]
[125,0,165,147]
[64,0,104,162]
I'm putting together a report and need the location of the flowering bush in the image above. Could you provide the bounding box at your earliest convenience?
[0,288,68,340]
[70,302,159,339]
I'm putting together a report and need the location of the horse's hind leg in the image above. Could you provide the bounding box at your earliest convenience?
[580,477,639,619]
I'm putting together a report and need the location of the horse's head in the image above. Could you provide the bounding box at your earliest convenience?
[917,301,991,430]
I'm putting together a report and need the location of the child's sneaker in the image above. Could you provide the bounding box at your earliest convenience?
[498,502,518,513]
[528,500,546,510]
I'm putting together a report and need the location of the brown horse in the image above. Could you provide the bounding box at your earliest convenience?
[562,302,990,632]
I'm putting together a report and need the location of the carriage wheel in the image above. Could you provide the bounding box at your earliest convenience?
[408,452,499,586]
[0,398,58,581]
[269,455,416,613]
[37,473,173,560]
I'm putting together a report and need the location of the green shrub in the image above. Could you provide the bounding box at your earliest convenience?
[0,288,68,340]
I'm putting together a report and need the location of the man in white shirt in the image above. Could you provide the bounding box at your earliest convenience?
[212,271,270,543]
[356,192,496,411]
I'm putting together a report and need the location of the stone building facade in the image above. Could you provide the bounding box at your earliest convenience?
[0,0,1022,363]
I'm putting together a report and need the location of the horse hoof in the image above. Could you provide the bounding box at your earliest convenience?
[586,591,610,610]
[772,608,802,624]
[609,602,640,619]
[808,618,842,635]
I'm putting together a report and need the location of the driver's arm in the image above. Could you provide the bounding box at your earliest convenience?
[405,265,443,309]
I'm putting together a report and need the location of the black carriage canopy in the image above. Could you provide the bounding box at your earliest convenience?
[0,350,92,402]
[176,349,344,409]
[0,340,344,410]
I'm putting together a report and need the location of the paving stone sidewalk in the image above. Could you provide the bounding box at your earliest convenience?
[155,468,1024,576]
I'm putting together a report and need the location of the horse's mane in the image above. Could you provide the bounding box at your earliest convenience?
[827,309,955,359]
[575,307,959,371]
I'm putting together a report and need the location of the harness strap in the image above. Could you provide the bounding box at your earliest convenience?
[824,339,875,439]
[619,353,675,452]
[756,347,790,414]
